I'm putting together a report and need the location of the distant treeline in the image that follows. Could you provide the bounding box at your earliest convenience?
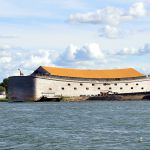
[0,78,8,93]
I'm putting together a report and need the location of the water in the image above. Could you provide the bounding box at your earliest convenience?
[0,101,150,150]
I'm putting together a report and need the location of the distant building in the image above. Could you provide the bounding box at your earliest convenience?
[8,66,150,101]
[0,91,6,99]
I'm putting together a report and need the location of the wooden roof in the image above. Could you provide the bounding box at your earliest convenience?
[41,66,144,79]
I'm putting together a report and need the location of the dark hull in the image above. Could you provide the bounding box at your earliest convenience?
[88,92,150,101]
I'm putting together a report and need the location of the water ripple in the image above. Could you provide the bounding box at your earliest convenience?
[0,101,150,149]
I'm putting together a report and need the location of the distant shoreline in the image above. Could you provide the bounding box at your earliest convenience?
[0,98,8,102]
[1,98,150,103]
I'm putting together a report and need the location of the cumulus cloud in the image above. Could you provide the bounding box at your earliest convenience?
[56,43,106,67]
[1,42,150,81]
[0,45,58,80]
[69,7,124,25]
[23,49,58,68]
[129,2,146,17]
[60,44,77,61]
[113,42,150,55]
[75,43,104,60]
[99,25,122,39]
[69,2,147,38]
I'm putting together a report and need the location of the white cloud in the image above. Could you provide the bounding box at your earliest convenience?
[24,49,56,68]
[1,42,150,81]
[60,44,78,61]
[0,45,58,80]
[113,42,150,55]
[69,7,124,26]
[69,2,147,38]
[75,43,104,60]
[99,25,121,39]
[129,2,147,17]
[0,46,12,63]
[0,56,12,63]
[0,53,12,64]
[56,43,106,68]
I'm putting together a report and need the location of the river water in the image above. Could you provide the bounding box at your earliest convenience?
[0,101,150,150]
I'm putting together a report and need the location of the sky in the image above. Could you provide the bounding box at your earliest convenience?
[0,0,150,81]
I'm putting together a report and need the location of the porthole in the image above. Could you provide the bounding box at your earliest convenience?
[80,83,83,86]
[68,83,71,86]
[49,88,52,90]
[125,83,128,86]
[92,84,95,86]
[86,87,89,90]
[109,87,112,90]
[136,83,139,86]
[114,83,117,86]
[74,87,77,90]
[141,87,144,90]
[131,87,133,89]
[120,87,123,90]
[61,87,64,90]
[98,87,100,90]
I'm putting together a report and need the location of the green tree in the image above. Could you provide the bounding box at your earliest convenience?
[0,86,5,92]
[3,78,9,88]
[0,78,9,93]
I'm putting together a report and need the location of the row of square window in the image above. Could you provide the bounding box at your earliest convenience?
[60,87,144,90]
[61,87,89,90]
[109,87,144,90]
[67,83,140,86]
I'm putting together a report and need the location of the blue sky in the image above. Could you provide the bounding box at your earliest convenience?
[0,0,150,81]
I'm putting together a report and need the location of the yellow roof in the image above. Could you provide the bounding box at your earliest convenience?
[41,66,144,79]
